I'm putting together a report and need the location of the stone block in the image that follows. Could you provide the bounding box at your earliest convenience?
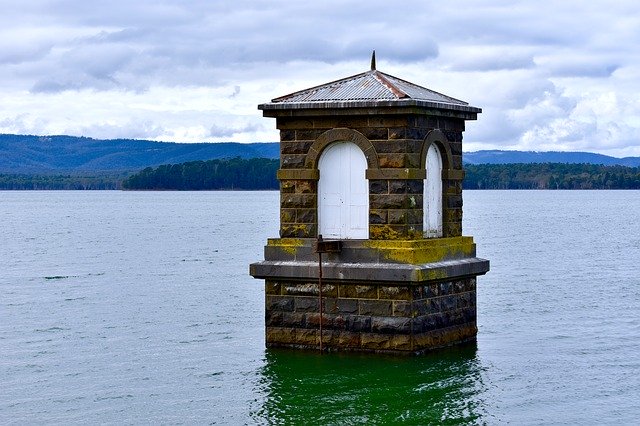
[296,208,316,224]
[346,315,372,332]
[439,281,453,295]
[282,312,307,328]
[281,154,306,169]
[368,116,408,128]
[388,128,406,140]
[357,127,388,141]
[266,295,294,312]
[280,130,295,142]
[280,180,295,194]
[294,181,315,194]
[372,316,412,334]
[441,295,457,312]
[296,129,322,140]
[370,194,407,209]
[393,301,413,317]
[281,194,316,209]
[265,311,283,326]
[369,180,388,195]
[378,153,407,168]
[283,283,318,296]
[372,139,408,153]
[447,195,463,209]
[297,328,319,346]
[360,332,391,350]
[280,209,295,223]
[407,209,422,225]
[294,296,319,312]
[280,224,315,238]
[266,327,296,344]
[387,334,412,351]
[378,285,412,301]
[336,298,359,314]
[359,300,392,316]
[388,210,407,225]
[369,209,387,224]
[339,284,378,299]
[265,281,282,295]
[280,140,313,154]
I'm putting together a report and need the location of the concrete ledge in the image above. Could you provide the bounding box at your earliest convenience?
[250,257,490,283]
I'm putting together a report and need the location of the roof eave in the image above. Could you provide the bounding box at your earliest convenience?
[258,99,482,114]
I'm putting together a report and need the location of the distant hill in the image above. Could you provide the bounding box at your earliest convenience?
[2,134,640,174]
[0,134,279,173]
[464,150,640,167]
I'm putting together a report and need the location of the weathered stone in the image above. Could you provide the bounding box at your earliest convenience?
[265,281,282,295]
[296,208,315,224]
[281,154,306,169]
[393,301,413,317]
[281,194,316,209]
[346,315,372,332]
[294,296,319,312]
[295,180,315,194]
[369,180,388,195]
[282,312,306,327]
[359,300,392,316]
[283,283,318,296]
[356,127,388,141]
[378,285,411,301]
[372,316,412,334]
[280,180,295,194]
[378,153,407,168]
[266,295,294,312]
[280,130,295,142]
[372,139,408,153]
[280,209,295,223]
[369,209,387,224]
[339,284,378,299]
[388,210,407,225]
[265,311,283,326]
[296,129,322,140]
[280,224,315,238]
[439,281,453,295]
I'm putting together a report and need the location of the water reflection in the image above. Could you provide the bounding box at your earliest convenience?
[254,343,486,424]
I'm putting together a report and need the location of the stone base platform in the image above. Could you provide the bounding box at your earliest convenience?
[250,238,489,354]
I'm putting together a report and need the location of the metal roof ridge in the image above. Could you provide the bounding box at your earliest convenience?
[378,71,469,105]
[371,70,409,99]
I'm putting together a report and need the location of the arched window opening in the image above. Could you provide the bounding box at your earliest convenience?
[318,142,368,239]
[424,143,443,238]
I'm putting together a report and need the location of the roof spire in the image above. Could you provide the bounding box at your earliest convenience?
[370,50,376,71]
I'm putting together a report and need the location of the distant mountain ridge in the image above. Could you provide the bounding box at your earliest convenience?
[2,134,639,173]
[464,150,640,167]
[0,134,279,173]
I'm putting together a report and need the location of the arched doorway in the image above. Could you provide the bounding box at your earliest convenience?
[318,142,368,239]
[424,143,443,238]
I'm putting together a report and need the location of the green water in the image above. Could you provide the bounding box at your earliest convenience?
[256,344,485,424]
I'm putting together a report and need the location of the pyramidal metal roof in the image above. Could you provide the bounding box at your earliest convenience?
[259,67,481,114]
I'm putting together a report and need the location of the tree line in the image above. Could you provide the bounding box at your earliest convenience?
[2,160,640,190]
[463,163,640,189]
[0,173,123,190]
[121,157,279,190]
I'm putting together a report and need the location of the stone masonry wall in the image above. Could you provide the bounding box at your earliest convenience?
[274,112,466,239]
[265,277,477,353]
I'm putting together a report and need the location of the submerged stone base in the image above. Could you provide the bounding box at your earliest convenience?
[251,238,489,355]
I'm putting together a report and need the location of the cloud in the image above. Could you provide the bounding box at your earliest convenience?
[0,0,639,155]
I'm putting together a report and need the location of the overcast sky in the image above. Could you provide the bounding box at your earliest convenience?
[1,1,639,156]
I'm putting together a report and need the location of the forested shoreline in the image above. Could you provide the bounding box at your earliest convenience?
[2,160,640,190]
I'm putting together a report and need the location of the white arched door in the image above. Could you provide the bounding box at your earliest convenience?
[318,142,368,239]
[424,143,443,238]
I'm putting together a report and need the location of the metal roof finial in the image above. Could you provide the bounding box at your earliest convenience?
[370,50,376,71]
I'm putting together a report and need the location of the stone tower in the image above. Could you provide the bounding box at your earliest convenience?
[250,58,489,354]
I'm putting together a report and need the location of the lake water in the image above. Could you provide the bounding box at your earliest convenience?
[1,190,639,424]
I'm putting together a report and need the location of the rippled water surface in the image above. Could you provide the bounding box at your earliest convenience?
[1,190,639,424]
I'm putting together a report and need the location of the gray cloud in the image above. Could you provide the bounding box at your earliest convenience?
[1,0,639,155]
